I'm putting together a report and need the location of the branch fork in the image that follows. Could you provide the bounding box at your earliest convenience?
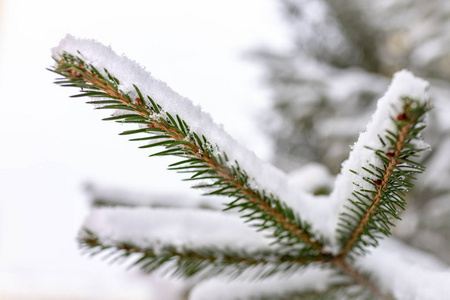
[50,38,430,299]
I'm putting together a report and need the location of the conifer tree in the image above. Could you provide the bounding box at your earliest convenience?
[49,36,450,300]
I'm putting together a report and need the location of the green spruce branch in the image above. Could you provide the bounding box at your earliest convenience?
[80,229,322,280]
[337,97,429,258]
[50,48,430,300]
[50,52,325,256]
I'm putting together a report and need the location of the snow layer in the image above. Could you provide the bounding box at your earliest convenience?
[189,266,341,300]
[53,35,330,238]
[80,207,276,253]
[327,70,429,250]
[359,238,450,300]
[86,183,224,210]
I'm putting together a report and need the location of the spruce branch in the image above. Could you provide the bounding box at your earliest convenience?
[50,51,324,256]
[337,96,430,258]
[79,229,322,280]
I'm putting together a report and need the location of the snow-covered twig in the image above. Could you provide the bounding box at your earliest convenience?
[80,207,322,279]
[330,71,430,257]
[51,36,327,256]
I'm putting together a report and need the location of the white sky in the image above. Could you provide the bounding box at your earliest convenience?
[0,0,288,298]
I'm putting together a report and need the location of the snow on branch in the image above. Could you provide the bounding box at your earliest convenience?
[329,70,430,256]
[359,238,450,300]
[85,183,224,210]
[81,207,273,252]
[79,207,318,279]
[51,35,291,203]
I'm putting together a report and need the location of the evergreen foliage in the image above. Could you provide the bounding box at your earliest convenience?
[50,38,435,300]
[337,97,430,257]
[52,52,324,257]
[80,228,319,280]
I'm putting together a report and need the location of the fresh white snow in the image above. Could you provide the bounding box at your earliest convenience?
[86,183,224,210]
[81,207,277,253]
[359,238,450,300]
[189,266,342,300]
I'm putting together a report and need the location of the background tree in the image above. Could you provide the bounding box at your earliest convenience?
[253,0,450,262]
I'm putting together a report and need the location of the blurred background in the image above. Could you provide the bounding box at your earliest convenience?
[1,0,450,299]
[0,0,286,298]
